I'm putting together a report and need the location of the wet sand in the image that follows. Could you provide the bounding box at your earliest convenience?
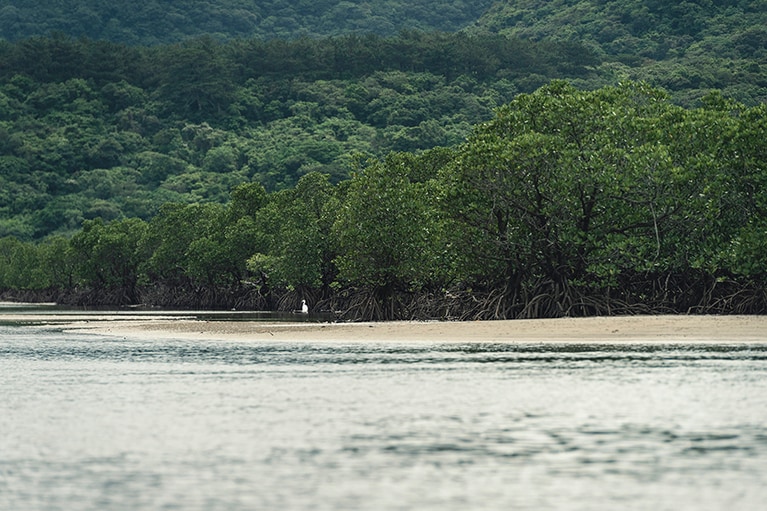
[18,314,767,344]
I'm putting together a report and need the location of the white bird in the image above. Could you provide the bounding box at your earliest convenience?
[301,299,309,314]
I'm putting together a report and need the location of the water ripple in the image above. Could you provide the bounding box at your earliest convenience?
[2,326,767,510]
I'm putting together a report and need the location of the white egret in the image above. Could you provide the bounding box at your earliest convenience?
[301,299,309,314]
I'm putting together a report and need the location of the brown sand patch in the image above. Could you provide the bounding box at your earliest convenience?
[50,314,767,344]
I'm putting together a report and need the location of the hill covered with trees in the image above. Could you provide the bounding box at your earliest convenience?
[471,0,767,105]
[2,1,766,241]
[2,1,767,318]
[0,31,596,240]
[1,0,495,43]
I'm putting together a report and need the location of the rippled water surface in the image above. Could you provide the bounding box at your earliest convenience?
[2,323,767,510]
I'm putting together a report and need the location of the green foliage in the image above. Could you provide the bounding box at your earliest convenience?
[143,203,225,284]
[247,172,339,290]
[440,81,767,315]
[333,152,446,292]
[0,236,48,289]
[471,0,767,106]
[0,0,496,43]
[4,80,767,318]
[143,196,268,291]
[69,217,149,301]
[2,0,767,318]
[1,31,585,240]
[3,0,767,242]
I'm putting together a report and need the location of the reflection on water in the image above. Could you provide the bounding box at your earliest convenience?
[0,302,335,323]
[1,323,766,511]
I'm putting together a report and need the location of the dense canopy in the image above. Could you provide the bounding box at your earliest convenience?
[2,1,767,319]
[3,82,766,319]
[0,0,495,43]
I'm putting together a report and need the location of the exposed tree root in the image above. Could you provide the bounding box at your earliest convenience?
[5,271,767,320]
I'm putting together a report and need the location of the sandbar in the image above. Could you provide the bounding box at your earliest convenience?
[19,314,767,344]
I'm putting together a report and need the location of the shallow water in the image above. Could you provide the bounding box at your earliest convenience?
[1,323,766,510]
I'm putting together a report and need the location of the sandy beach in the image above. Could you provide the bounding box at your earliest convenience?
[6,313,763,344]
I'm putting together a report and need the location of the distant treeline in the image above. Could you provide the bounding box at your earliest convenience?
[3,82,766,320]
[0,0,496,43]
[0,30,595,87]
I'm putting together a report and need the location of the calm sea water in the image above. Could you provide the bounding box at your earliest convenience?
[1,321,767,511]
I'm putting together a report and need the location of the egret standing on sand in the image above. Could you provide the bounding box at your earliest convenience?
[301,299,309,314]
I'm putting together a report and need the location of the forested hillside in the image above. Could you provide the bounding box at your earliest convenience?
[1,0,495,43]
[0,32,596,240]
[471,0,767,105]
[2,1,767,318]
[2,1,766,241]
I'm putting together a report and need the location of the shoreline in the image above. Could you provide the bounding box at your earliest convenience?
[5,313,767,344]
